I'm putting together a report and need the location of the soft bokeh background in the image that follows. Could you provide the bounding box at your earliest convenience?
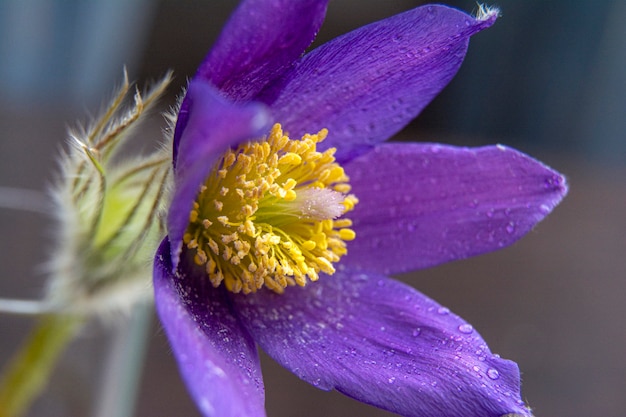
[1,0,624,416]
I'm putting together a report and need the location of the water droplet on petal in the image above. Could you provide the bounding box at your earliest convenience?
[412,328,421,337]
[505,222,516,234]
[544,175,562,189]
[437,307,450,315]
[458,323,474,334]
[487,368,500,380]
[388,377,396,384]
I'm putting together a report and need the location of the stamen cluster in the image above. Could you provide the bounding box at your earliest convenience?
[183,124,358,294]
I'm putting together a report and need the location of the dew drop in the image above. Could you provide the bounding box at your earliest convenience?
[356,273,368,281]
[458,323,474,334]
[505,222,515,234]
[487,368,500,380]
[544,175,562,189]
[437,307,450,315]
[412,328,422,337]
[388,377,396,384]
[539,204,551,214]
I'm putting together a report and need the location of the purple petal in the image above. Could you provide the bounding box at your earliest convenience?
[342,143,568,275]
[259,5,496,162]
[173,0,329,164]
[154,240,266,417]
[231,270,531,417]
[169,80,270,267]
[197,0,329,101]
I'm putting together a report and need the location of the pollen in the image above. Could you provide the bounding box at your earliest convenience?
[183,123,358,294]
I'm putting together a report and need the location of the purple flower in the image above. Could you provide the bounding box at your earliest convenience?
[154,2,567,416]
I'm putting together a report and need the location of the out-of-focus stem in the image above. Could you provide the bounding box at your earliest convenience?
[0,314,84,417]
[0,186,49,214]
[93,302,152,417]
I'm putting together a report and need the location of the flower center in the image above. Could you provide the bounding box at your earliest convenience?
[183,123,358,294]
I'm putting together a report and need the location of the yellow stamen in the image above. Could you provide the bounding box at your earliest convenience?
[184,123,357,294]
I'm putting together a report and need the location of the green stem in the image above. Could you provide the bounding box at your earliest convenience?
[0,314,83,417]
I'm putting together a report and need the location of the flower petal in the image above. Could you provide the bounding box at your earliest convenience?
[231,271,531,417]
[259,5,497,162]
[197,0,330,101]
[154,240,266,417]
[169,80,270,267]
[342,143,568,275]
[173,0,329,169]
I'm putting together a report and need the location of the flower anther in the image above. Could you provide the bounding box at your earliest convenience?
[183,123,358,294]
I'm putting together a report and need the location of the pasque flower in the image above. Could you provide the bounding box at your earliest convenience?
[154,2,567,416]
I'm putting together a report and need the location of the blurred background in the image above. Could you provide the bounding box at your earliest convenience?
[0,0,624,416]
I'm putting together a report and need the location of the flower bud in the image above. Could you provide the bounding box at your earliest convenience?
[45,72,173,315]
